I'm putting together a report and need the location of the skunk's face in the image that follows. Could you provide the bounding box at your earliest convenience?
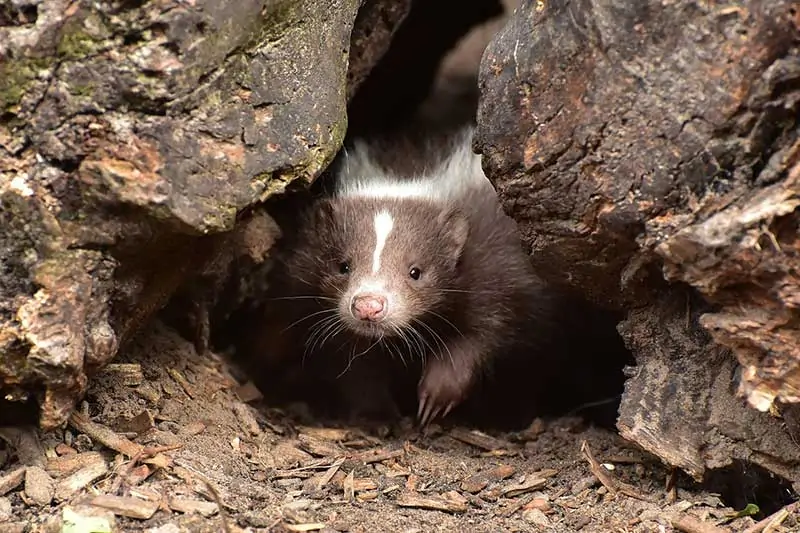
[303,196,469,339]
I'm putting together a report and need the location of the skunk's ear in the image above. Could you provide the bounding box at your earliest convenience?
[438,207,470,264]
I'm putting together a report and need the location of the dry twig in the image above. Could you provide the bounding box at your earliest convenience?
[167,368,196,399]
[448,428,511,451]
[89,494,160,519]
[580,440,655,502]
[178,466,232,533]
[670,515,731,533]
[0,467,26,496]
[313,457,345,491]
[395,491,469,513]
[68,412,143,458]
[350,448,404,464]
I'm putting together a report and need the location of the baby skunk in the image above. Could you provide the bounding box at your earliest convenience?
[265,128,561,427]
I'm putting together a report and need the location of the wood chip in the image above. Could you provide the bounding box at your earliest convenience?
[481,486,502,502]
[356,490,379,501]
[143,453,173,470]
[382,485,402,495]
[297,433,343,457]
[480,449,515,458]
[395,491,468,513]
[343,470,355,502]
[180,421,207,436]
[55,444,77,456]
[169,497,219,517]
[351,478,379,492]
[448,428,510,451]
[61,506,116,533]
[46,452,106,478]
[461,464,516,493]
[135,383,162,404]
[128,487,161,502]
[126,464,154,486]
[99,363,144,386]
[350,448,404,464]
[55,457,109,501]
[90,494,160,519]
[232,402,261,436]
[385,465,411,478]
[297,427,351,441]
[501,477,548,498]
[24,466,55,506]
[312,457,345,491]
[69,412,143,458]
[498,495,533,518]
[167,368,196,399]
[113,411,154,435]
[234,381,263,403]
[522,507,551,527]
[524,497,551,513]
[283,523,327,532]
[534,468,559,479]
[0,467,26,496]
[670,515,731,533]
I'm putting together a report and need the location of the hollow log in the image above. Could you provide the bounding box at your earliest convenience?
[0,0,415,430]
[476,0,800,485]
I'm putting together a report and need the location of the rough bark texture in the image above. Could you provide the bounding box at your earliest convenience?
[476,0,800,485]
[0,0,410,430]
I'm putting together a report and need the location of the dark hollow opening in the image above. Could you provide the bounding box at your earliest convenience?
[0,2,38,27]
[206,0,635,435]
[680,460,799,519]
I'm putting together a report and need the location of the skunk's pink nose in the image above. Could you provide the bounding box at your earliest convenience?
[351,293,388,321]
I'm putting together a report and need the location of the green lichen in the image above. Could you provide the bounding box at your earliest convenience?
[257,172,292,201]
[0,57,52,110]
[199,205,238,233]
[251,116,349,203]
[57,20,102,60]
[68,82,95,97]
[301,117,349,181]
[250,0,300,48]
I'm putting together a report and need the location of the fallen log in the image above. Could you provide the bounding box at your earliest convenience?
[476,0,800,487]
[0,0,413,429]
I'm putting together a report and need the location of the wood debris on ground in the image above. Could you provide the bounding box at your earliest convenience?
[0,321,796,531]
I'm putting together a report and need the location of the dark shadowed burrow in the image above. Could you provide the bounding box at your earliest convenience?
[475,0,800,490]
[211,0,636,438]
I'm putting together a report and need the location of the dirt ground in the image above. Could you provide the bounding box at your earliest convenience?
[1,319,794,533]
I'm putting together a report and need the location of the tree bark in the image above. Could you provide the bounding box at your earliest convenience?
[0,0,411,429]
[476,0,800,485]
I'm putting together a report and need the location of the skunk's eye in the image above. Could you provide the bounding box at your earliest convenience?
[409,267,421,280]
[339,261,351,274]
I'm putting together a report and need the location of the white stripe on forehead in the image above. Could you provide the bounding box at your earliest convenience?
[372,211,394,274]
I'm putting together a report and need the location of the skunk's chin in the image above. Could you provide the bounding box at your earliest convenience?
[342,317,396,339]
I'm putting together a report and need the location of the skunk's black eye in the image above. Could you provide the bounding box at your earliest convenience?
[339,261,350,274]
[409,267,421,280]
